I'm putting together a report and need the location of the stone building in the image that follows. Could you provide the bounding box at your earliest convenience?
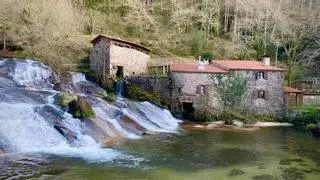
[169,58,286,119]
[89,35,151,77]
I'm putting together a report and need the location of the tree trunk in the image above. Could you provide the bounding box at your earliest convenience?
[287,66,292,87]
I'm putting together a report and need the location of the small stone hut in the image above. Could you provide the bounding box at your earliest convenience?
[169,58,286,119]
[90,35,151,78]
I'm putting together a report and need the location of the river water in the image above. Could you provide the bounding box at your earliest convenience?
[1,127,320,179]
[0,59,320,179]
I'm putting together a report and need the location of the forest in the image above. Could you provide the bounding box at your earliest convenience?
[0,0,320,84]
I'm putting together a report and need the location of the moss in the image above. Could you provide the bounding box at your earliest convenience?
[127,85,166,108]
[68,98,95,119]
[57,93,78,108]
[218,110,253,123]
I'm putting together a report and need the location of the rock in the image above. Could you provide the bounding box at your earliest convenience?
[232,120,244,128]
[68,98,95,119]
[35,106,78,143]
[56,93,78,108]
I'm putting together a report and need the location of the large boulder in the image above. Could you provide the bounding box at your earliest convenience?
[35,106,78,143]
[232,120,245,128]
[68,98,95,119]
[56,93,78,108]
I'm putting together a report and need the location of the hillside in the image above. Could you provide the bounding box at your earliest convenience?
[1,0,320,82]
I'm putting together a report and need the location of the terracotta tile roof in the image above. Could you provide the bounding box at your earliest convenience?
[170,63,228,73]
[91,35,151,52]
[284,86,304,93]
[213,60,285,71]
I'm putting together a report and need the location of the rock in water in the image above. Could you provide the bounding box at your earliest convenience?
[68,98,95,119]
[232,120,245,128]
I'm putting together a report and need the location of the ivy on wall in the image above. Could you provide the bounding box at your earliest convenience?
[211,72,249,110]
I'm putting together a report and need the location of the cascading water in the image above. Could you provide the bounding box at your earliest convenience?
[0,58,181,162]
[116,80,125,97]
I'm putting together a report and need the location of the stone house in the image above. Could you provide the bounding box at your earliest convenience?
[89,35,151,78]
[169,58,286,119]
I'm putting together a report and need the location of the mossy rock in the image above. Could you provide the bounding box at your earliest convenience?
[57,93,78,108]
[68,98,95,119]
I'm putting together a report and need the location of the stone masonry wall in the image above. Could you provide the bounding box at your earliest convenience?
[238,71,285,116]
[109,45,150,77]
[170,72,223,116]
[126,76,169,97]
[89,39,110,76]
[170,70,285,117]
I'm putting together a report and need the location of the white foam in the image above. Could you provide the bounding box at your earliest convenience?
[10,60,53,87]
[71,72,87,84]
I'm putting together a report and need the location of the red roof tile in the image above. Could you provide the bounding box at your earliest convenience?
[213,60,285,71]
[170,63,228,73]
[284,86,304,93]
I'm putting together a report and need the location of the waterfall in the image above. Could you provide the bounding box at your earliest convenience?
[0,58,181,162]
[116,80,125,97]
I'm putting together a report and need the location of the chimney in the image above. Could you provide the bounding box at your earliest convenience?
[262,56,270,66]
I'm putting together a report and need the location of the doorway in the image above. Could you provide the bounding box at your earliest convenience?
[116,66,124,78]
[182,102,195,120]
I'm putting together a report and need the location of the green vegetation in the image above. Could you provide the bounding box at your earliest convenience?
[68,98,95,119]
[193,109,279,123]
[212,72,249,114]
[127,85,165,108]
[1,0,320,82]
[57,93,79,108]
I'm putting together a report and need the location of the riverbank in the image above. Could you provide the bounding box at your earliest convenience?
[181,121,293,132]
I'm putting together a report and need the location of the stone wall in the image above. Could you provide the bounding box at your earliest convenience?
[170,70,285,117]
[238,71,285,116]
[109,45,150,77]
[170,72,223,116]
[90,40,150,78]
[89,39,110,76]
[126,76,169,97]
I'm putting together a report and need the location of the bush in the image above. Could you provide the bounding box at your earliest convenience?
[289,109,320,127]
[218,110,253,123]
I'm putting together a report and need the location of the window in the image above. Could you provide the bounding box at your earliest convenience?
[256,72,267,80]
[196,85,206,94]
[257,90,266,99]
